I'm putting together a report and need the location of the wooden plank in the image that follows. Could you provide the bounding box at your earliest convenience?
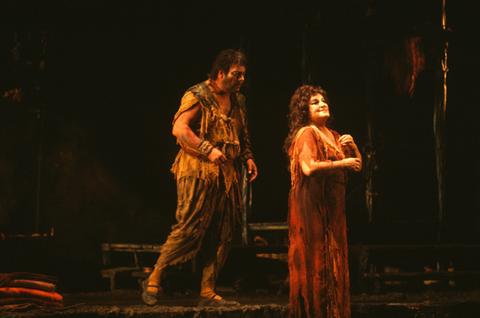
[101,243,163,253]
[247,222,289,231]
[353,244,480,251]
[364,271,480,281]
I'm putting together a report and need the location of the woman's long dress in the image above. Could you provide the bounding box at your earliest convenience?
[288,125,351,318]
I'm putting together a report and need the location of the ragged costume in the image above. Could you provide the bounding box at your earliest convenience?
[288,125,351,318]
[154,80,254,292]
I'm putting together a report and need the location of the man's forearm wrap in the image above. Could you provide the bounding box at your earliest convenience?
[198,140,214,157]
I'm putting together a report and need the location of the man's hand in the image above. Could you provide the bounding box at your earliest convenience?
[208,148,227,165]
[245,159,257,182]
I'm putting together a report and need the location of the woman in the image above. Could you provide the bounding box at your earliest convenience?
[285,85,361,318]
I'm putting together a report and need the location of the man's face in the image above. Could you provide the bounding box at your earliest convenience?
[219,64,245,93]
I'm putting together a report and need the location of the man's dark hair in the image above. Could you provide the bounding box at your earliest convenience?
[208,49,247,80]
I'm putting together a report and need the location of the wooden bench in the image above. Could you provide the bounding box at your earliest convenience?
[100,243,163,291]
[100,266,140,292]
[351,244,480,293]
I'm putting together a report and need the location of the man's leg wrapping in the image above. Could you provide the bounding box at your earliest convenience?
[199,184,236,299]
[149,176,221,290]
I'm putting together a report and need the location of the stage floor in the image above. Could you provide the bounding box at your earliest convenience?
[2,287,480,318]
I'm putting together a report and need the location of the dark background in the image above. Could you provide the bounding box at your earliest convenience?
[0,0,479,292]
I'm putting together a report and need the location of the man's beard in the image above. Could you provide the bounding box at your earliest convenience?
[221,77,240,93]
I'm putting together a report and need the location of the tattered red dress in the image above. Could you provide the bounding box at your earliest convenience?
[288,125,351,318]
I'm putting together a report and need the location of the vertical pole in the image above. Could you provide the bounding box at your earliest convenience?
[365,74,375,222]
[239,34,252,246]
[435,0,448,243]
[35,109,44,234]
[241,167,251,245]
[302,22,310,85]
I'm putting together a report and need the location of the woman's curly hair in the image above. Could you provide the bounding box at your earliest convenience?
[284,85,330,154]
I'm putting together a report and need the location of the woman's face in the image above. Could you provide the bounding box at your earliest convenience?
[308,93,329,125]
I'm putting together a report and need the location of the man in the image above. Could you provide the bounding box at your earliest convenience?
[142,49,257,307]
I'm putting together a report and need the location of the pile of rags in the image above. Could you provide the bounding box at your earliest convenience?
[0,272,62,307]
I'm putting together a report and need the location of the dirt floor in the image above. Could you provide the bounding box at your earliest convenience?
[2,286,480,318]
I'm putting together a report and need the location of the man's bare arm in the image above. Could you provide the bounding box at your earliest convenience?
[172,104,227,165]
[172,105,202,148]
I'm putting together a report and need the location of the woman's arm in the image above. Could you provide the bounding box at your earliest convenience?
[339,134,362,172]
[299,141,361,177]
